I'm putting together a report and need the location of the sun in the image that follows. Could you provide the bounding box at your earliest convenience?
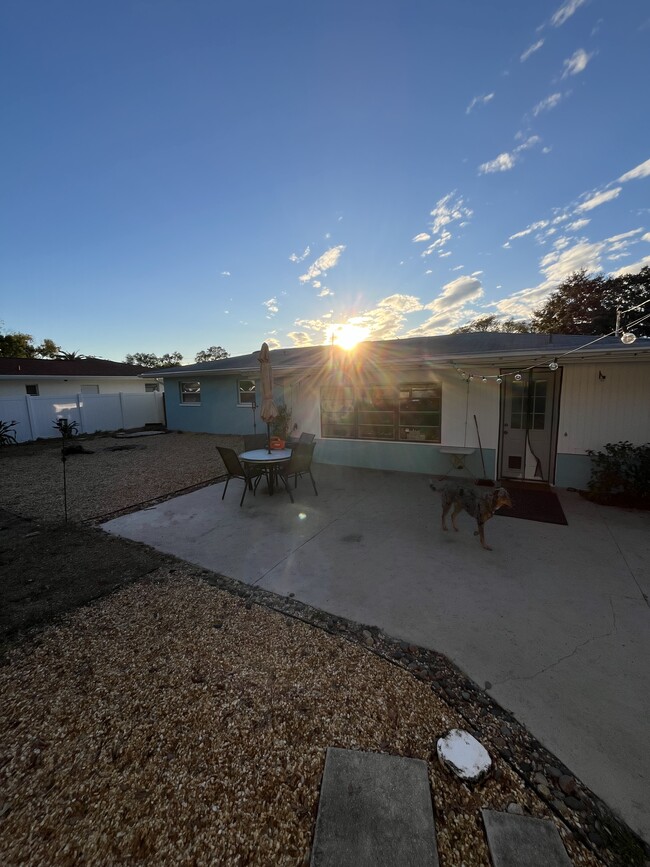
[328,322,370,350]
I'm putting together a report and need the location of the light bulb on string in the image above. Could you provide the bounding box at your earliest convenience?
[514,373,522,381]
[621,332,636,345]
[482,377,487,382]
[496,377,502,384]
[549,359,559,371]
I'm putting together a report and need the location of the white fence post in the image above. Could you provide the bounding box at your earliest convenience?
[25,395,36,441]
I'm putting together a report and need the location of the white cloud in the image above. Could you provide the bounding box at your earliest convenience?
[378,294,423,313]
[507,219,550,242]
[642,232,650,243]
[551,0,587,27]
[532,93,563,116]
[478,136,540,175]
[264,338,281,350]
[451,265,464,271]
[479,152,515,174]
[299,245,346,283]
[430,193,473,235]
[318,287,334,297]
[618,158,650,182]
[263,297,279,316]
[606,228,643,244]
[521,39,544,62]
[466,93,494,114]
[566,218,590,230]
[575,187,622,212]
[562,49,592,78]
[289,246,311,263]
[287,331,313,347]
[425,275,483,313]
[439,251,452,258]
[540,240,605,283]
[220,271,231,277]
[610,255,650,277]
[416,193,472,258]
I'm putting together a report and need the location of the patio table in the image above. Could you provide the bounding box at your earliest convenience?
[239,448,292,495]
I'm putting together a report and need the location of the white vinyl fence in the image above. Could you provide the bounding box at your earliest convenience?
[0,392,165,443]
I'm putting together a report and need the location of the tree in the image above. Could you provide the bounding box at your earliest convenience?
[0,325,60,358]
[453,314,531,334]
[530,267,650,337]
[0,331,37,357]
[124,351,184,368]
[35,339,60,358]
[195,345,230,363]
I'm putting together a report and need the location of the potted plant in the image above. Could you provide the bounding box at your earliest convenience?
[271,403,292,447]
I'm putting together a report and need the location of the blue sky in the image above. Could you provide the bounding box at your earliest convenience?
[2,0,649,361]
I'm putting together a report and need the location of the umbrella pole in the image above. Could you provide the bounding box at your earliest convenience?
[267,422,271,454]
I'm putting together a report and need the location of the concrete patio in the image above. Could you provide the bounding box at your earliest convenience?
[102,463,650,843]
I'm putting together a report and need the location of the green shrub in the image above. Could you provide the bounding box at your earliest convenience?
[0,419,17,446]
[587,441,650,498]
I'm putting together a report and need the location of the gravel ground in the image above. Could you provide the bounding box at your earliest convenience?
[0,431,238,524]
[0,572,604,867]
[0,432,640,865]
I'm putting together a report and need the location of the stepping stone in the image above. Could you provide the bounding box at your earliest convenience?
[311,747,439,866]
[482,810,572,867]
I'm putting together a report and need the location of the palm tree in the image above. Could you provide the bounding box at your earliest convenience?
[55,350,88,360]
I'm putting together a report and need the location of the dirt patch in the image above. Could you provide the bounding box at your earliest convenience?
[0,508,171,649]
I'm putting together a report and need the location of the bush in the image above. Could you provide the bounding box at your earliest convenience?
[586,441,650,500]
[0,419,18,446]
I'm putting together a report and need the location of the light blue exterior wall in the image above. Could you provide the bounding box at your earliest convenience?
[555,453,593,490]
[316,438,497,479]
[162,371,602,490]
[164,375,266,435]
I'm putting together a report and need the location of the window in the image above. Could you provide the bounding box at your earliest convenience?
[145,382,160,392]
[25,384,39,396]
[320,381,441,443]
[238,379,256,406]
[180,381,201,404]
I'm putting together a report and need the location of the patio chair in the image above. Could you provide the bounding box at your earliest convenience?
[298,432,315,444]
[217,446,265,507]
[278,442,318,499]
[243,433,268,451]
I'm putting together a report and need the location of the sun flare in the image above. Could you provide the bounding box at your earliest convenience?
[327,322,370,350]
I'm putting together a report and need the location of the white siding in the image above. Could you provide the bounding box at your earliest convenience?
[0,377,149,398]
[558,362,650,454]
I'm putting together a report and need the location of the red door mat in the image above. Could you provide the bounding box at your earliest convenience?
[495,485,568,525]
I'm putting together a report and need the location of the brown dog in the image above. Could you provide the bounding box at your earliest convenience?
[431,482,512,551]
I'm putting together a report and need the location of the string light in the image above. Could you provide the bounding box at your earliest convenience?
[449,301,649,383]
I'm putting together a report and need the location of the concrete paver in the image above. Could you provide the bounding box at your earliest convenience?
[102,464,650,842]
[310,748,438,867]
[481,810,572,867]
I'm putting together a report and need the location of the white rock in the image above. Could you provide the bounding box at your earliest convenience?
[436,729,492,783]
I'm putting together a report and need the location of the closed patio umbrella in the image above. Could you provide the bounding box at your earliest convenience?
[258,342,278,454]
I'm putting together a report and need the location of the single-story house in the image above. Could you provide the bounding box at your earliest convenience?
[0,358,164,442]
[145,333,650,489]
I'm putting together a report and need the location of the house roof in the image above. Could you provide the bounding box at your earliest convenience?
[0,358,154,378]
[146,333,650,378]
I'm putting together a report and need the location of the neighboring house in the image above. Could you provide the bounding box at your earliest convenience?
[0,358,164,442]
[145,334,650,489]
